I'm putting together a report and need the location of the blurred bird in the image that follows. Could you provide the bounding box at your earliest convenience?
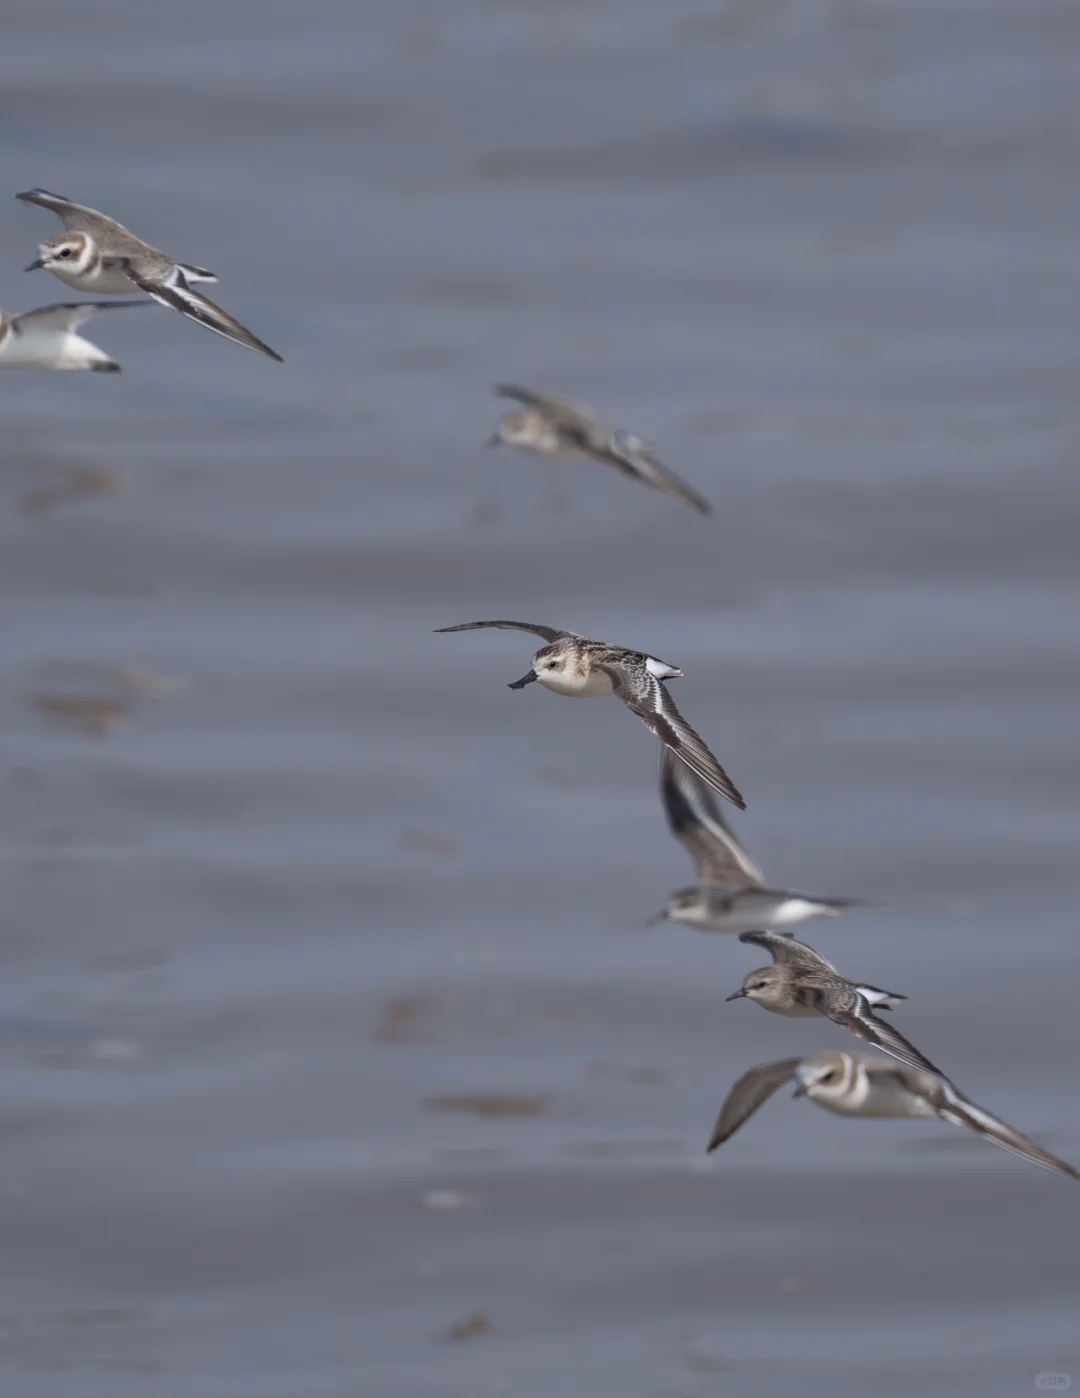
[488,383,711,514]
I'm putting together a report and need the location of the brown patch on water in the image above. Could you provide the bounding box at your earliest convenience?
[394,829,460,857]
[374,995,442,1043]
[111,665,185,698]
[426,1094,550,1118]
[29,694,128,736]
[444,1312,491,1343]
[20,465,127,515]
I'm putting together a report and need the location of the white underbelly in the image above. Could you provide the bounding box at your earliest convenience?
[0,332,87,368]
[539,668,613,698]
[52,264,138,296]
[820,1082,935,1120]
[578,668,614,697]
[766,1002,820,1019]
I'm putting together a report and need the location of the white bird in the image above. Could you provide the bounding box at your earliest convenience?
[651,747,862,931]
[0,300,148,372]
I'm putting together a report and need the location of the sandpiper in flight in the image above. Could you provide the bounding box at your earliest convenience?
[650,746,862,932]
[435,620,745,808]
[17,188,282,362]
[706,1050,1079,1180]
[726,928,945,1078]
[488,384,712,515]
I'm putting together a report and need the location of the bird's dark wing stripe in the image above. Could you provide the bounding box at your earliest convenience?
[433,620,566,642]
[127,264,282,362]
[833,999,947,1079]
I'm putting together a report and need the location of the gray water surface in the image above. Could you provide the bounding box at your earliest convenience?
[2,2,1079,1395]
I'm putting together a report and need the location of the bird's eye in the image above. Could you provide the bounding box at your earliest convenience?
[821,1071,837,1083]
[546,661,558,669]
[58,248,73,258]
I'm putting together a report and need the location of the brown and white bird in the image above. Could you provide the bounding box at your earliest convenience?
[726,928,944,1078]
[487,384,711,514]
[17,188,282,361]
[435,620,745,808]
[707,1050,1079,1181]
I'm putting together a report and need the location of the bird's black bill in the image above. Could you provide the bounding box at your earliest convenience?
[725,988,747,1002]
[791,1084,806,1100]
[644,908,669,926]
[24,258,43,272]
[507,671,537,689]
[485,433,501,448]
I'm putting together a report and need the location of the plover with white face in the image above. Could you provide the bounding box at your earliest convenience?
[17,189,282,361]
[435,619,745,809]
[706,1050,1079,1180]
[487,384,711,515]
[726,928,944,1078]
[0,300,148,372]
[651,747,862,932]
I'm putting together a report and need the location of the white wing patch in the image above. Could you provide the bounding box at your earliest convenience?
[645,655,682,680]
[771,898,827,925]
[857,986,904,1007]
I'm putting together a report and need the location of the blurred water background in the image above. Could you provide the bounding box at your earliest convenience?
[1,1,1079,1394]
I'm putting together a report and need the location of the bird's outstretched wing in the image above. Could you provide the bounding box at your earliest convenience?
[825,992,946,1080]
[434,619,571,643]
[659,748,761,884]
[493,383,595,428]
[707,1058,801,1151]
[738,928,832,971]
[600,428,712,515]
[127,263,282,362]
[605,663,745,810]
[14,300,152,332]
[935,1084,1080,1180]
[16,188,125,238]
